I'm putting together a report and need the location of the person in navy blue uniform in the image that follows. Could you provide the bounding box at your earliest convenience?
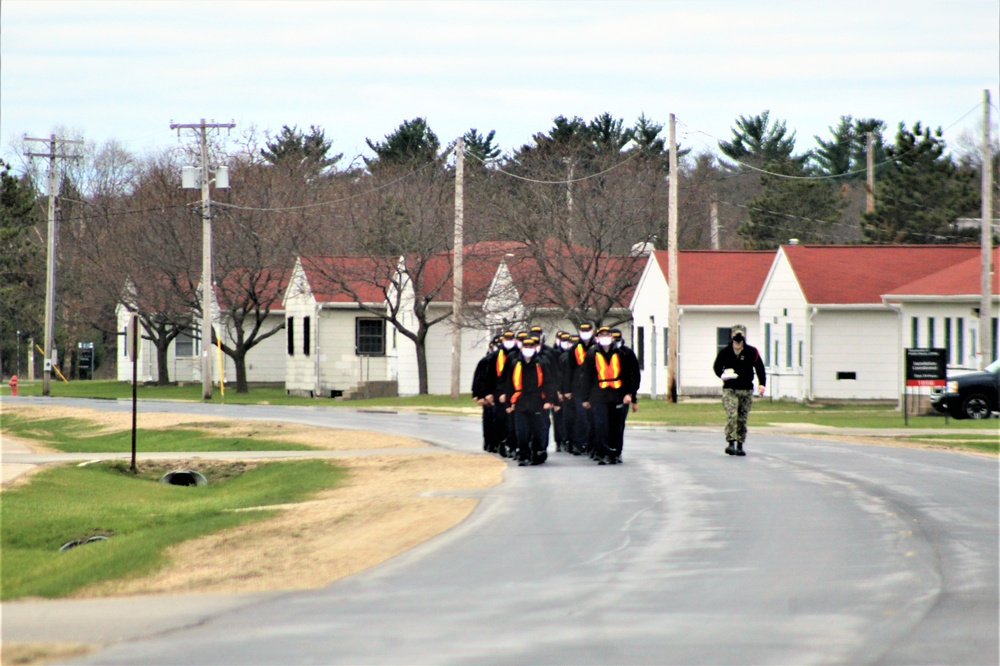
[500,337,557,466]
[580,326,639,465]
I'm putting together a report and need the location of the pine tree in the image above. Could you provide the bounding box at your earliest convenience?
[261,125,342,176]
[862,122,979,243]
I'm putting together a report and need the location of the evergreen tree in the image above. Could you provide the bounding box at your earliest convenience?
[813,116,887,179]
[261,125,342,176]
[365,118,441,170]
[739,166,844,249]
[862,122,979,243]
[463,128,501,163]
[0,160,44,371]
[719,111,808,170]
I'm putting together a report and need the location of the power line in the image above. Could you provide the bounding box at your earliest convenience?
[464,149,641,185]
[677,101,986,181]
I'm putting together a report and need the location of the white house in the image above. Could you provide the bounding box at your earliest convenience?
[116,281,286,386]
[630,250,774,397]
[882,247,999,369]
[759,244,986,400]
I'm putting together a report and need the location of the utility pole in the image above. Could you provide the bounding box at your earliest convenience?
[451,136,464,399]
[171,119,234,400]
[980,90,994,369]
[24,134,82,396]
[710,199,720,250]
[866,131,875,213]
[667,114,679,403]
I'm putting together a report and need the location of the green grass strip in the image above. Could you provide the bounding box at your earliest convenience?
[1,413,313,452]
[1,459,346,600]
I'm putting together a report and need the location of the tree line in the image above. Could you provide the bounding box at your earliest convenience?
[0,110,995,392]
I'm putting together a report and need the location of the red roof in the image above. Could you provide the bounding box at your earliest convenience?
[782,245,981,304]
[504,241,640,310]
[298,256,395,304]
[653,250,776,306]
[884,247,1000,298]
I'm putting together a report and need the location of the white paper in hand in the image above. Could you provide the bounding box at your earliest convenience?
[720,369,738,381]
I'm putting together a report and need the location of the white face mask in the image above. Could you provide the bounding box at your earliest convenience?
[502,340,516,350]
[597,336,613,348]
[521,348,536,360]
[580,331,593,341]
[561,340,573,351]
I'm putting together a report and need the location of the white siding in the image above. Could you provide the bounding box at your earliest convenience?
[812,310,899,399]
[677,310,760,395]
[630,255,670,397]
[757,251,809,400]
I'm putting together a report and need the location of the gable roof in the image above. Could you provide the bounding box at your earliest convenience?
[653,250,776,306]
[781,244,981,304]
[297,256,395,304]
[883,247,1000,299]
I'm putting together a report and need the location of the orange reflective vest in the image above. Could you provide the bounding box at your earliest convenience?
[574,343,587,366]
[511,361,544,405]
[495,349,507,377]
[595,352,622,389]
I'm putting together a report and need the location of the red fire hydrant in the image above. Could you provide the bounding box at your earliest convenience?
[8,375,18,396]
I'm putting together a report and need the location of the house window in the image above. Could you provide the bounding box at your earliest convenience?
[785,323,793,368]
[636,326,645,370]
[356,318,386,356]
[287,317,295,356]
[303,316,311,356]
[956,317,964,365]
[927,317,935,348]
[944,317,952,364]
[176,328,198,357]
[798,340,803,367]
[764,323,771,366]
[716,327,730,354]
[993,317,998,361]
[910,317,919,347]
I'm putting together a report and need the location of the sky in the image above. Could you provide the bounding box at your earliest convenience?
[2,0,998,169]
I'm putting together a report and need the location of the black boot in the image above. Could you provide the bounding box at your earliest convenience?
[725,441,736,455]
[735,442,746,456]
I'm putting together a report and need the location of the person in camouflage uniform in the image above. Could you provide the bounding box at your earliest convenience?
[712,324,766,456]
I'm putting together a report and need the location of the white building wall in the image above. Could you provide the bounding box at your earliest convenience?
[758,252,809,400]
[313,309,390,395]
[675,310,760,396]
[896,302,996,369]
[811,310,899,400]
[630,255,670,398]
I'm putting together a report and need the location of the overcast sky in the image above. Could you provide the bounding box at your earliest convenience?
[2,0,998,167]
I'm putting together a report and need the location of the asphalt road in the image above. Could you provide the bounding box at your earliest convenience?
[3,398,997,665]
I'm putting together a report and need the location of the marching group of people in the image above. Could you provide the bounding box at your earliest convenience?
[472,321,768,464]
[471,323,641,466]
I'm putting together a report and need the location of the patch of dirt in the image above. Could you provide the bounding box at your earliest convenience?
[78,452,503,596]
[1,404,505,598]
[1,405,426,451]
[1,642,95,666]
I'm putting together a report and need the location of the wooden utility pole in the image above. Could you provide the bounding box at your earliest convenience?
[450,137,464,399]
[24,134,82,396]
[667,114,679,402]
[980,89,994,369]
[170,119,234,399]
[866,131,875,213]
[710,199,720,250]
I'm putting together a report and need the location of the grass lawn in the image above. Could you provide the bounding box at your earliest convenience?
[4,379,998,431]
[2,412,314,453]
[0,459,346,600]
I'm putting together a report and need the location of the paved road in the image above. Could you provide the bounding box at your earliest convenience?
[3,398,997,665]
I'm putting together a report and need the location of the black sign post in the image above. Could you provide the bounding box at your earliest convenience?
[904,348,947,425]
